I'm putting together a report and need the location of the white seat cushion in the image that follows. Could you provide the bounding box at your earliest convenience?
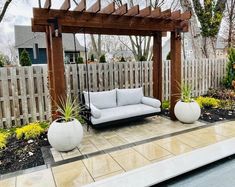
[91,104,160,125]
[117,87,144,106]
[83,89,117,109]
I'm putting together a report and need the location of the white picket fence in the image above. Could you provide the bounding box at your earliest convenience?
[0,58,227,128]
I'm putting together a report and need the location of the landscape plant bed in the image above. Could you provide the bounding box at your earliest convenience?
[0,133,49,175]
[162,108,235,123]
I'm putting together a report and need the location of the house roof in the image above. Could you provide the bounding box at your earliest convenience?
[14,25,85,51]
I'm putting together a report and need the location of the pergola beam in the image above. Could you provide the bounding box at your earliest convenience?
[87,0,101,13]
[113,4,127,15]
[100,2,115,14]
[32,8,189,33]
[74,0,86,12]
[125,5,139,16]
[137,6,151,17]
[44,0,51,9]
[149,7,161,18]
[60,0,71,11]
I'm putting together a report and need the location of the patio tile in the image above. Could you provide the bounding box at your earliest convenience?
[79,140,99,155]
[94,170,125,181]
[157,139,193,155]
[50,148,63,162]
[0,177,16,187]
[52,160,94,187]
[105,135,128,146]
[151,154,174,163]
[82,154,122,178]
[110,148,150,171]
[89,136,113,150]
[61,148,81,160]
[153,137,179,146]
[175,133,208,148]
[133,142,171,161]
[17,169,55,187]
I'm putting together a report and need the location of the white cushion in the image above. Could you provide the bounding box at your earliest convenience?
[141,97,161,108]
[91,104,160,125]
[89,104,101,119]
[83,90,117,109]
[117,88,144,106]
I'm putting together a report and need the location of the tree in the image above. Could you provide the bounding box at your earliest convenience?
[166,51,171,60]
[99,55,106,63]
[139,56,147,61]
[20,49,31,66]
[223,0,235,47]
[192,0,226,58]
[120,56,126,62]
[0,0,13,23]
[0,53,5,67]
[223,48,235,88]
[91,54,95,61]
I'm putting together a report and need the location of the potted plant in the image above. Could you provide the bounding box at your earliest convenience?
[47,96,83,152]
[174,83,201,123]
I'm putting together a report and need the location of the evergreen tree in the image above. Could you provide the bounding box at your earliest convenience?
[120,56,126,62]
[20,49,32,66]
[0,54,5,67]
[91,54,95,61]
[139,56,147,61]
[166,52,171,60]
[76,56,84,64]
[99,55,106,63]
[223,48,235,88]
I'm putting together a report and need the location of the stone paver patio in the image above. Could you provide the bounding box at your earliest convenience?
[1,119,235,187]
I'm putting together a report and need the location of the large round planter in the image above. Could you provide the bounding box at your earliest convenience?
[174,100,201,124]
[47,118,83,152]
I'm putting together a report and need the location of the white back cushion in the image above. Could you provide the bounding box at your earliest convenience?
[83,89,117,109]
[117,87,144,106]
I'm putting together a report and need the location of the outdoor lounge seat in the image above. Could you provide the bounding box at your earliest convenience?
[83,87,161,127]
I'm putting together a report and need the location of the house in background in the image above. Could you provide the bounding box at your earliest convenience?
[14,25,86,65]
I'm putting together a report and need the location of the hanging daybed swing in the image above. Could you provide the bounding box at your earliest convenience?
[74,31,162,129]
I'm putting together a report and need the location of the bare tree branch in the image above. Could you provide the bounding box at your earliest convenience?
[0,0,13,23]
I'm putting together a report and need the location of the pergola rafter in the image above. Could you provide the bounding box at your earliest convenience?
[32,0,191,120]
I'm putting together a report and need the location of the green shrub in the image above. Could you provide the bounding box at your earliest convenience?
[162,100,170,109]
[195,96,220,108]
[76,56,84,64]
[20,49,32,66]
[0,54,5,67]
[99,55,106,63]
[179,83,193,103]
[0,132,9,149]
[16,122,44,140]
[223,48,235,88]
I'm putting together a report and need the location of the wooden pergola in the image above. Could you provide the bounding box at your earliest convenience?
[31,0,191,120]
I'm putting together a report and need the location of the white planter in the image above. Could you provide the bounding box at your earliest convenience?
[48,118,83,152]
[174,100,201,124]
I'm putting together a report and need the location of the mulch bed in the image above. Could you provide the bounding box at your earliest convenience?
[0,133,49,175]
[162,108,235,123]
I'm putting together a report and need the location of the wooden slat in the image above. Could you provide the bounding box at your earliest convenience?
[100,2,115,14]
[160,9,171,18]
[60,0,71,11]
[28,67,37,122]
[171,10,181,19]
[113,4,127,15]
[137,6,151,17]
[180,11,191,20]
[149,7,161,18]
[44,0,51,9]
[35,67,44,121]
[125,5,139,16]
[74,0,86,11]
[87,0,101,13]
[1,68,11,128]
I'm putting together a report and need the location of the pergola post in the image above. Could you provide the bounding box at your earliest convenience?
[170,31,181,120]
[45,25,66,119]
[153,32,162,102]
